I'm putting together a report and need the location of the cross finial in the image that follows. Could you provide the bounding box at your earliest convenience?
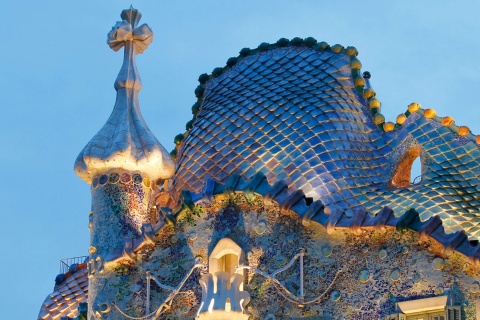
[107,6,153,90]
[107,6,153,55]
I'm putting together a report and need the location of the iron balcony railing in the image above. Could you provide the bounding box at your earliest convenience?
[59,256,89,274]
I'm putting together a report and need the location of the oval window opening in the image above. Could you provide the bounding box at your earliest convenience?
[391,146,422,188]
[411,156,422,184]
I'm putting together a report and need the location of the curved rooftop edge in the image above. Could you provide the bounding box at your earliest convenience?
[169,37,363,158]
[373,102,480,145]
[170,37,479,158]
[98,172,480,266]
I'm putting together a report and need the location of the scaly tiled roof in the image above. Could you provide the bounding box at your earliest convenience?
[363,111,480,237]
[173,42,388,215]
[38,266,88,320]
[171,38,480,239]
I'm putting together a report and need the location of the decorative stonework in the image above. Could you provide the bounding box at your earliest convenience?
[197,272,250,319]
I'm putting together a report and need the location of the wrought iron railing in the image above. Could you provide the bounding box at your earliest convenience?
[59,256,89,274]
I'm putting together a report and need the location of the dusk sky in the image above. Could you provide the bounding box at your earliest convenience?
[1,1,480,318]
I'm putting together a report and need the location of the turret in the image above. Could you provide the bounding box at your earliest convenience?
[74,7,174,318]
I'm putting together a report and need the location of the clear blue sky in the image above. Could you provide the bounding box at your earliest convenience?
[1,1,479,318]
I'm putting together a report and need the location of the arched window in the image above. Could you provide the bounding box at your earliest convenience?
[411,156,422,184]
[391,146,422,188]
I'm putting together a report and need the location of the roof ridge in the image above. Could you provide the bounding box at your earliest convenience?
[170,37,364,159]
[375,101,479,145]
[169,37,479,156]
[357,75,479,146]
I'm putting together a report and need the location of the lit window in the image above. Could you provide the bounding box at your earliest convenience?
[386,295,461,320]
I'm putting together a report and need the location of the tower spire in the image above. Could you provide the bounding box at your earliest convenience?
[73,7,175,317]
[74,6,174,184]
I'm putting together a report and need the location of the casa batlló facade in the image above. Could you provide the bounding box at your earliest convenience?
[39,7,480,320]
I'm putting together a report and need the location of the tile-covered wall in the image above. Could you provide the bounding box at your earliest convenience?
[88,170,154,319]
[98,194,480,319]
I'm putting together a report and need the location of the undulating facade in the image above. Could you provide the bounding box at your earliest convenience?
[39,7,480,320]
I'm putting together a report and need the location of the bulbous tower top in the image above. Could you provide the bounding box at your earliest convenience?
[74,6,175,184]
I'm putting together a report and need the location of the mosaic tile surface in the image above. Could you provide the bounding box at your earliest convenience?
[172,45,480,239]
[42,195,480,319]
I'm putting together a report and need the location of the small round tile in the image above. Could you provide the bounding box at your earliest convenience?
[470,282,480,293]
[330,290,341,302]
[109,173,119,183]
[413,273,421,284]
[99,174,108,185]
[390,269,401,281]
[322,245,332,257]
[432,257,445,270]
[358,268,371,283]
[256,220,267,235]
[133,173,142,184]
[143,177,151,188]
[379,249,387,259]
[120,173,131,183]
[275,254,287,266]
[435,286,444,295]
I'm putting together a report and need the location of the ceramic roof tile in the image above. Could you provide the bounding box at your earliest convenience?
[38,267,88,320]
[170,43,480,240]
